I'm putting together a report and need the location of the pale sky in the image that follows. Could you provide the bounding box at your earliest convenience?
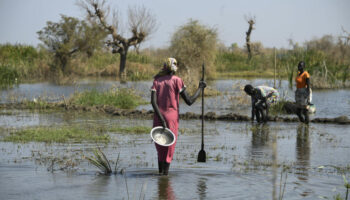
[0,0,349,49]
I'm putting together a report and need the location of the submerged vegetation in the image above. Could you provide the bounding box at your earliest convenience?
[0,123,156,143]
[108,126,151,134]
[85,148,114,175]
[0,3,349,199]
[2,125,110,143]
[344,175,350,200]
[269,100,290,115]
[69,88,147,109]
[0,86,148,110]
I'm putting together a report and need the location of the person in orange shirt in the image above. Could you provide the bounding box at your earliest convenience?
[295,61,311,123]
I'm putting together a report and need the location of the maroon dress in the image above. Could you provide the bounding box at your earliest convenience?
[151,75,185,163]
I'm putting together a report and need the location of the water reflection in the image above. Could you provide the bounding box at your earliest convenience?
[295,123,310,181]
[250,124,270,159]
[87,176,111,197]
[196,177,207,200]
[157,176,176,200]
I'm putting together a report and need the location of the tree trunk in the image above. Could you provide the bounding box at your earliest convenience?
[119,48,128,82]
[245,19,255,61]
[246,40,252,60]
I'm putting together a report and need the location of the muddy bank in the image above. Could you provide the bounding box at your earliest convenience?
[181,111,350,124]
[1,102,350,125]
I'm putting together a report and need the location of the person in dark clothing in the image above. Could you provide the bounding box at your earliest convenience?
[295,61,311,124]
[244,85,279,123]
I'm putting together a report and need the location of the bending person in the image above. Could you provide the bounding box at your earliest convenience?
[244,85,279,123]
[151,58,206,175]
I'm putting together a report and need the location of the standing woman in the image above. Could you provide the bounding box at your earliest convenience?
[151,58,206,175]
[295,61,311,123]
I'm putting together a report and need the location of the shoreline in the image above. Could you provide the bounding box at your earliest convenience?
[1,102,349,125]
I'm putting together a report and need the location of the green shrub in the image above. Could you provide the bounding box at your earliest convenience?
[126,62,157,81]
[0,44,50,80]
[84,51,119,70]
[170,19,218,80]
[127,52,151,64]
[215,51,254,72]
[0,44,38,64]
[269,100,290,115]
[0,65,19,88]
[69,88,147,109]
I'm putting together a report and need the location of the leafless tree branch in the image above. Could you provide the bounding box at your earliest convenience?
[78,0,157,78]
[244,15,256,60]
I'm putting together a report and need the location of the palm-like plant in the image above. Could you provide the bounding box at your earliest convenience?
[85,148,112,175]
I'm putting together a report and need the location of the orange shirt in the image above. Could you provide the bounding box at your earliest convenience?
[295,71,310,88]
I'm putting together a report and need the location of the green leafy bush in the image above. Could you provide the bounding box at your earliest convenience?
[69,88,147,109]
[0,65,19,88]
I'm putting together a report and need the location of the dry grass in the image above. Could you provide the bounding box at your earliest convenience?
[228,83,250,110]
[178,68,221,97]
[312,71,350,89]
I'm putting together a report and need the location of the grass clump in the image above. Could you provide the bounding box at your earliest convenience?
[85,148,113,175]
[85,148,122,175]
[108,126,151,134]
[126,62,157,81]
[3,126,110,143]
[22,98,53,109]
[69,88,147,109]
[269,100,290,115]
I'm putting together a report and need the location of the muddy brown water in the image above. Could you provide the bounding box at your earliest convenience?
[1,78,350,199]
[0,110,349,199]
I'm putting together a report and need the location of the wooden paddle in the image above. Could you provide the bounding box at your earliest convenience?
[197,63,206,162]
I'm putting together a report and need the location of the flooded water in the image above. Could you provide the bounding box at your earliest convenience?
[0,110,349,199]
[0,78,350,199]
[1,78,350,118]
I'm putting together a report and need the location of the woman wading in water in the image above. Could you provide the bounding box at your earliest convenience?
[295,61,312,124]
[151,58,206,175]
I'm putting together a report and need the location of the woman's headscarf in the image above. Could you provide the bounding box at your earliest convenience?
[155,58,178,78]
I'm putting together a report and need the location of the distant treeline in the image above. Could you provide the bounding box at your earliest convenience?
[2,1,349,89]
[1,34,349,88]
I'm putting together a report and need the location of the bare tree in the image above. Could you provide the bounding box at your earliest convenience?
[340,27,350,45]
[79,0,157,79]
[245,15,256,60]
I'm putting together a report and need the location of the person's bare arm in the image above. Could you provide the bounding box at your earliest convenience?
[151,91,167,129]
[180,81,206,106]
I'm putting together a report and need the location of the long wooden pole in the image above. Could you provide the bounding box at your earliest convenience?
[201,64,204,150]
[197,63,206,163]
[274,47,276,88]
